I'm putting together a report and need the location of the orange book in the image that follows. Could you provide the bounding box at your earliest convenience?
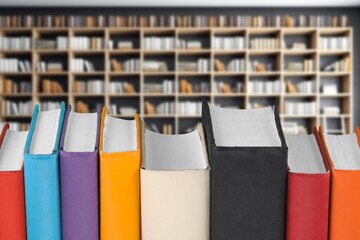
[111,59,122,72]
[318,126,360,240]
[145,102,155,115]
[99,108,141,240]
[214,59,225,72]
[42,79,52,94]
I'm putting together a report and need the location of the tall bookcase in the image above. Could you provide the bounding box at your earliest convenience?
[0,27,353,134]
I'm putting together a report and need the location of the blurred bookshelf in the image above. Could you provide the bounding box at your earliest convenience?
[0,16,353,134]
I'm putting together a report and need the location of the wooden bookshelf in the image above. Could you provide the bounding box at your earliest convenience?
[0,27,353,134]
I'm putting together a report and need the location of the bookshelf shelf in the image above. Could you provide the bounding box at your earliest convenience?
[0,26,353,134]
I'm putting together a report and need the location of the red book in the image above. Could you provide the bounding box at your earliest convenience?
[286,129,330,240]
[0,123,27,240]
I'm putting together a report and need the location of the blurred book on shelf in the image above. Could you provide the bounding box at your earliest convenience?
[178,59,210,72]
[320,36,350,50]
[178,101,202,116]
[322,57,350,72]
[71,37,104,50]
[108,81,136,94]
[0,100,32,116]
[285,101,316,115]
[0,36,31,50]
[177,40,202,50]
[286,59,314,72]
[0,59,31,73]
[214,81,242,94]
[180,79,209,93]
[145,101,175,115]
[42,79,64,94]
[249,37,279,50]
[0,79,31,94]
[74,79,104,94]
[108,40,133,50]
[143,61,167,72]
[108,104,137,116]
[75,101,90,113]
[144,37,175,50]
[286,80,316,94]
[37,62,63,72]
[248,61,271,72]
[0,14,349,28]
[35,37,67,50]
[39,101,61,111]
[71,59,96,72]
[248,80,283,94]
[214,36,245,50]
[144,80,173,94]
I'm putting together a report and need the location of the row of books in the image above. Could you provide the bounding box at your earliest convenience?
[0,100,32,115]
[145,101,175,115]
[39,101,61,111]
[42,79,64,94]
[178,59,210,72]
[319,36,350,50]
[286,59,314,72]
[248,80,283,94]
[36,61,63,72]
[110,58,140,72]
[179,79,210,93]
[143,80,174,94]
[0,14,349,28]
[177,40,202,50]
[213,81,242,93]
[213,36,245,50]
[35,37,68,50]
[0,59,31,72]
[178,101,202,116]
[73,80,104,94]
[322,58,351,72]
[108,104,137,116]
[286,80,316,94]
[1,103,360,240]
[108,81,135,94]
[249,38,280,50]
[0,79,31,94]
[71,37,104,50]
[70,59,96,72]
[144,37,175,50]
[0,37,31,50]
[214,59,246,72]
[248,61,273,72]
[285,101,317,115]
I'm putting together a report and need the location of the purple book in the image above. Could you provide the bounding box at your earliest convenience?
[59,106,100,240]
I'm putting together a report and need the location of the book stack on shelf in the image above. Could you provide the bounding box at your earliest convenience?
[0,59,31,72]
[249,37,279,49]
[0,79,31,94]
[320,36,350,50]
[144,36,175,50]
[213,36,245,50]
[286,59,314,72]
[42,79,64,94]
[0,36,31,50]
[248,80,283,94]
[73,80,104,94]
[178,101,202,116]
[286,80,316,94]
[322,57,350,72]
[0,100,32,116]
[35,37,68,50]
[214,81,242,94]
[179,79,209,94]
[145,101,175,115]
[0,14,353,134]
[285,101,317,116]
[0,14,349,28]
[39,101,61,111]
[144,80,174,94]
[71,36,104,50]
[71,59,96,72]
[36,62,63,72]
[108,81,136,94]
[178,59,210,72]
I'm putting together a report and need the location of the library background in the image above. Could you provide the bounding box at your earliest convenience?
[0,5,358,135]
